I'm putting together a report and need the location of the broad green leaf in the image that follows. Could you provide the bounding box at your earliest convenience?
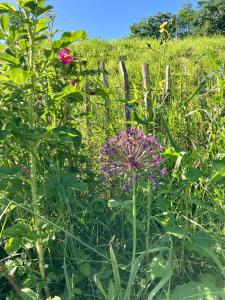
[0,3,16,13]
[4,237,21,254]
[53,30,87,49]
[4,67,33,84]
[18,127,46,141]
[187,232,224,275]
[36,5,53,16]
[4,223,30,237]
[170,276,225,300]
[52,126,82,147]
[21,288,39,300]
[24,1,38,12]
[24,230,39,242]
[0,15,9,33]
[53,87,84,103]
[0,166,21,176]
[149,256,170,279]
[182,168,203,182]
[0,53,19,64]
[35,18,49,33]
[164,147,180,157]
[60,30,87,47]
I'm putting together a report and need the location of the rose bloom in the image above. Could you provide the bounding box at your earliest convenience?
[58,48,74,64]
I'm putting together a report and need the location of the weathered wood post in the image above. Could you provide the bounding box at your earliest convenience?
[99,62,110,135]
[85,81,92,137]
[142,63,153,118]
[165,64,171,101]
[119,60,131,127]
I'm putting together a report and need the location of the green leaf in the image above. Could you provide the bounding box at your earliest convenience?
[182,168,203,182]
[165,225,187,239]
[164,147,180,157]
[19,127,46,141]
[170,276,225,300]
[0,53,19,65]
[147,272,172,300]
[124,256,142,299]
[3,67,33,84]
[35,18,49,33]
[108,280,116,299]
[36,5,53,16]
[4,237,22,254]
[187,232,225,275]
[0,166,21,176]
[109,241,121,297]
[149,256,170,279]
[53,30,87,49]
[24,230,39,242]
[4,223,30,237]
[94,274,108,300]
[53,87,84,103]
[52,126,82,147]
[24,1,38,12]
[21,288,39,300]
[185,79,207,105]
[0,3,16,13]
[0,15,9,33]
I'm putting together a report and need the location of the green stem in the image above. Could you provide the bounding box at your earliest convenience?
[131,171,137,265]
[26,11,50,298]
[146,185,152,253]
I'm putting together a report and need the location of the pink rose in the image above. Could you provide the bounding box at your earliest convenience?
[58,48,74,64]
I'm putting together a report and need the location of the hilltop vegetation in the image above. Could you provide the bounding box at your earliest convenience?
[130,0,225,38]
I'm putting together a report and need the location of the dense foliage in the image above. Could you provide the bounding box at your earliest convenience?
[0,1,225,300]
[130,0,225,39]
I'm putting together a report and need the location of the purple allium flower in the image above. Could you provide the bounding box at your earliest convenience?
[99,127,165,186]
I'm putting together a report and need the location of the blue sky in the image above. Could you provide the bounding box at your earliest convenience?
[10,0,198,39]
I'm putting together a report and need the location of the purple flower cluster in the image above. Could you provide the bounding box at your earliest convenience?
[100,127,166,187]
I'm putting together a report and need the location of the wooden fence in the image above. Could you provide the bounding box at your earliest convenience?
[84,59,211,134]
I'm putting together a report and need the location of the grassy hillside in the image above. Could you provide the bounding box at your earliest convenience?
[74,36,225,154]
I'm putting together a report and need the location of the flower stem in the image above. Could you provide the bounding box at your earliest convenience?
[146,185,152,253]
[131,171,137,264]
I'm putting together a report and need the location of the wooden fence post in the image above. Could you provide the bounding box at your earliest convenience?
[99,62,110,134]
[142,63,152,117]
[119,60,131,127]
[165,64,171,101]
[85,82,92,137]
